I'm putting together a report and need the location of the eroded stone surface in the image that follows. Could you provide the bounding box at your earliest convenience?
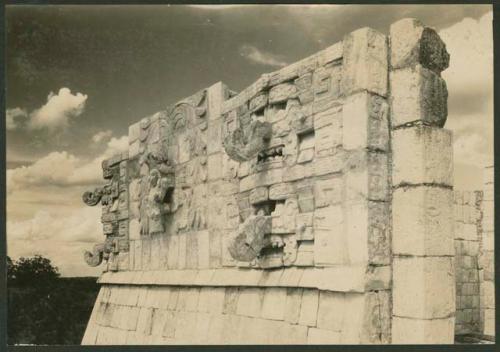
[390,18,450,73]
[390,65,448,127]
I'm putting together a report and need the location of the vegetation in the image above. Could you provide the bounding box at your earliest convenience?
[7,255,100,345]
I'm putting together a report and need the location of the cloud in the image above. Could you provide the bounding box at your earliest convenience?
[29,87,88,131]
[7,206,103,277]
[439,11,493,169]
[6,107,28,130]
[7,135,128,194]
[92,130,113,143]
[7,206,101,243]
[239,44,288,67]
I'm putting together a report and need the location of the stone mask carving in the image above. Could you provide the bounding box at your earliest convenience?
[227,211,272,262]
[82,156,127,269]
[223,119,272,162]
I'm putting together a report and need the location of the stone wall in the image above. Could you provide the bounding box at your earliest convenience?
[479,166,495,338]
[81,18,456,345]
[454,190,482,335]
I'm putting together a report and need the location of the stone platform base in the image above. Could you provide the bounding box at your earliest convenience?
[82,284,390,345]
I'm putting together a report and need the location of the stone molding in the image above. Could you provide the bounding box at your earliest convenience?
[98,265,390,293]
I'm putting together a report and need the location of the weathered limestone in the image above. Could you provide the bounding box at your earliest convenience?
[392,126,453,187]
[389,17,454,344]
[342,27,388,97]
[390,18,450,74]
[393,187,453,256]
[454,190,482,336]
[82,17,459,345]
[479,166,495,338]
[390,65,448,128]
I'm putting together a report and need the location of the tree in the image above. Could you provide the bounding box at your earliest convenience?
[7,255,100,345]
[10,255,60,288]
[7,256,15,283]
[8,255,61,345]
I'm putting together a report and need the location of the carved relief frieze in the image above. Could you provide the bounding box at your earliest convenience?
[82,156,129,269]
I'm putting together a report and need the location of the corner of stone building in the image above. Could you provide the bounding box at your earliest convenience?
[388,18,455,344]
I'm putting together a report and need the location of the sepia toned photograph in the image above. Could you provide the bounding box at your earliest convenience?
[5,3,495,346]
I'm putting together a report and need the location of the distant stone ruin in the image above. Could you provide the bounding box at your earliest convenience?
[453,166,495,341]
[79,18,490,344]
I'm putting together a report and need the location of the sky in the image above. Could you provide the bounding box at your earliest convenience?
[5,4,494,276]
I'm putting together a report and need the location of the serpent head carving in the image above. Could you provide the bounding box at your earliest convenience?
[84,243,105,267]
[223,120,272,162]
[82,188,103,206]
[228,213,272,262]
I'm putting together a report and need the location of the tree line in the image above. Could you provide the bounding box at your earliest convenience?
[7,255,100,345]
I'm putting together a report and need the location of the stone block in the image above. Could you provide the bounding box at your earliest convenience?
[314,177,342,208]
[390,18,449,73]
[198,287,225,314]
[314,206,347,265]
[269,83,298,104]
[297,148,315,163]
[260,287,287,321]
[314,105,342,130]
[249,186,269,205]
[345,200,391,265]
[342,27,388,97]
[299,289,319,326]
[461,224,478,241]
[314,124,342,157]
[185,287,201,312]
[161,310,177,339]
[391,316,455,344]
[344,150,388,202]
[317,291,344,331]
[269,182,294,200]
[393,256,455,319]
[314,153,344,176]
[350,290,390,344]
[284,288,303,324]
[392,125,452,187]
[136,307,154,335]
[207,81,227,121]
[236,288,263,318]
[271,320,308,344]
[222,287,240,315]
[390,65,448,127]
[393,186,453,256]
[297,184,315,213]
[307,328,341,344]
[239,169,283,192]
[343,91,389,151]
[249,92,268,113]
